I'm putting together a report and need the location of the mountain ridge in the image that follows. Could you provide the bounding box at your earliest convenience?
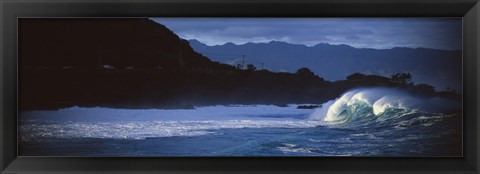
[188,39,462,91]
[188,39,460,51]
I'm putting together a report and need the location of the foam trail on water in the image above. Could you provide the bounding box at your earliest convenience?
[20,119,321,141]
[19,105,321,141]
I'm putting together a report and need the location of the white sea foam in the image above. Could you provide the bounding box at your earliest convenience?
[19,105,321,141]
[277,143,315,154]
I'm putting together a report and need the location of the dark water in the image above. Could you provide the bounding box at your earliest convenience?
[19,88,462,156]
[19,108,461,156]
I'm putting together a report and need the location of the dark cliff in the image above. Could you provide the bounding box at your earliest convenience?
[19,18,232,71]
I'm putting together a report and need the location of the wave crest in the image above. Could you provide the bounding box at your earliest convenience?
[309,87,459,124]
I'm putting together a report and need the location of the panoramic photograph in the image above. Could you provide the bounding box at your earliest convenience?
[18,18,462,156]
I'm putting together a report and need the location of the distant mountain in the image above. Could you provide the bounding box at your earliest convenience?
[188,39,462,91]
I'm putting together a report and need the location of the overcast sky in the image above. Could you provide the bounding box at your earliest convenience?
[152,18,462,50]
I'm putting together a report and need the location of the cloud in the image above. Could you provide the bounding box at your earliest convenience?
[345,35,360,40]
[152,18,462,50]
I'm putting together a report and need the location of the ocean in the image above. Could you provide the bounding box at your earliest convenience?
[19,88,462,156]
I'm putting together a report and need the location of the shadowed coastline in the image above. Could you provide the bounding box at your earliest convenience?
[19,18,461,111]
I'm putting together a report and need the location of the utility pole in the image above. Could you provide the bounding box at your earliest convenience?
[241,55,246,70]
[260,63,264,70]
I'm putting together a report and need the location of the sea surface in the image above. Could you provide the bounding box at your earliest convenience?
[19,88,462,156]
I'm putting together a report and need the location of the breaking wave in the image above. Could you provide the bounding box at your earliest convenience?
[309,87,460,125]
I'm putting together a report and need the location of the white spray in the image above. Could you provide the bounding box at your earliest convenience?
[309,87,460,123]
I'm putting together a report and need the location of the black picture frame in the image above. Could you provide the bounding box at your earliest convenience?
[1,0,479,173]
